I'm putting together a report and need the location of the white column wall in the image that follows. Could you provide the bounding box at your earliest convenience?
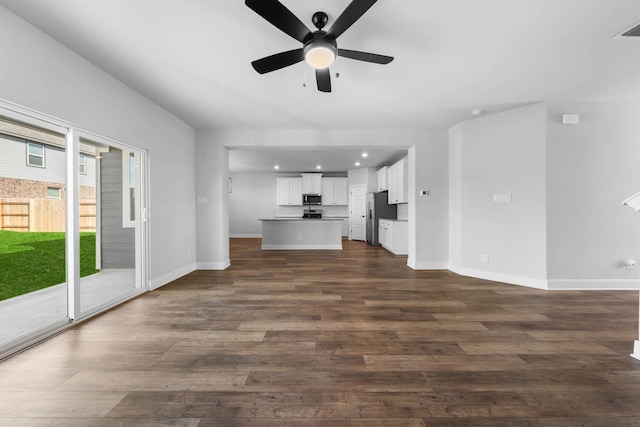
[408,141,449,269]
[0,7,197,289]
[195,133,230,269]
[448,125,463,268]
[449,103,548,288]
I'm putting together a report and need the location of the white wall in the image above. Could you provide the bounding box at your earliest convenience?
[449,103,548,288]
[546,102,640,289]
[229,173,278,237]
[449,101,640,290]
[0,7,197,288]
[195,136,229,269]
[408,141,449,269]
[448,125,462,267]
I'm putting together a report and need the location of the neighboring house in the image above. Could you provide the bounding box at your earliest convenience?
[0,119,97,231]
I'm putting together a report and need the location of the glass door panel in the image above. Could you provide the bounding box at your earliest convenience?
[0,116,69,349]
[79,138,143,314]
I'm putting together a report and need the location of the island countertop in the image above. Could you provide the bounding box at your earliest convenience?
[260,218,345,221]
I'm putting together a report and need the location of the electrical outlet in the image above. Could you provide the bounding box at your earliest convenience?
[481,254,489,263]
[626,259,637,270]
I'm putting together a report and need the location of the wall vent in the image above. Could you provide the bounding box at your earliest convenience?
[617,21,640,38]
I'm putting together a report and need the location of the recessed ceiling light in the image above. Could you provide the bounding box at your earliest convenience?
[316,165,322,170]
[355,162,361,166]
[362,152,369,158]
[274,165,280,170]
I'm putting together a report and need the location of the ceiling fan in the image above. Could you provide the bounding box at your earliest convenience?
[245,0,394,93]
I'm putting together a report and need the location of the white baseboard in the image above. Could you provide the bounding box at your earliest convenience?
[230,234,261,238]
[197,259,231,270]
[449,264,548,290]
[547,279,640,290]
[632,341,640,361]
[149,263,196,290]
[407,259,449,270]
[261,244,342,250]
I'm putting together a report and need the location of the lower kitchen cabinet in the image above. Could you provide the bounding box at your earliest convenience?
[378,219,408,255]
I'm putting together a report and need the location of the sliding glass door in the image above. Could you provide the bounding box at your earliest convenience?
[0,107,147,355]
[78,137,144,315]
[0,115,70,348]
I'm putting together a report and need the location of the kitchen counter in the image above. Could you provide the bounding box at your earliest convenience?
[260,218,343,250]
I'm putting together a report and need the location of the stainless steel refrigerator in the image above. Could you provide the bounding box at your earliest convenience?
[366,191,397,246]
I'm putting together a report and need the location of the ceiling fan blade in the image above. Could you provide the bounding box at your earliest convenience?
[338,49,393,64]
[326,0,378,40]
[252,49,304,74]
[316,68,332,93]
[245,0,312,43]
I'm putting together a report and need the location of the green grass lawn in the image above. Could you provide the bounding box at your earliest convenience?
[0,230,99,301]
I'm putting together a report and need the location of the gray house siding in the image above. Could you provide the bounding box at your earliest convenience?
[100,147,134,269]
[0,134,96,187]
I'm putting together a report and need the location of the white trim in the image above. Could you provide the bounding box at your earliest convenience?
[0,100,68,135]
[230,234,262,238]
[261,244,342,250]
[196,260,231,270]
[408,260,449,270]
[547,279,640,290]
[65,129,80,320]
[449,264,548,290]
[0,319,71,361]
[149,263,197,290]
[632,341,640,361]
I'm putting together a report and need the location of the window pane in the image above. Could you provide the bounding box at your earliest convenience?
[28,143,43,156]
[0,116,68,351]
[28,154,44,167]
[46,187,61,199]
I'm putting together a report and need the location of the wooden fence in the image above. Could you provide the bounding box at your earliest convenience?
[0,198,96,232]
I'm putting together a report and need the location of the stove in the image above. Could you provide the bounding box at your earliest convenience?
[302,209,322,219]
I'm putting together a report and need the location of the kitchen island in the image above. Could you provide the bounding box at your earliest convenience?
[260,218,343,250]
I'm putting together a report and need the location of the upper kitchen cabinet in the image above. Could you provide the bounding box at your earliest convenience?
[302,173,322,194]
[322,178,348,206]
[388,157,408,204]
[277,177,303,206]
[377,166,389,192]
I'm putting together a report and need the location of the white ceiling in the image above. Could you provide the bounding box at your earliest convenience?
[1,0,639,172]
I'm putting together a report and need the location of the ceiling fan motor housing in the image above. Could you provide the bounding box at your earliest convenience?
[312,11,329,30]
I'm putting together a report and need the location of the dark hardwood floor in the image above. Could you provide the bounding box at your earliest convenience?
[1,238,639,426]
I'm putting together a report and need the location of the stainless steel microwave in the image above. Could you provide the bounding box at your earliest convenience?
[303,194,322,205]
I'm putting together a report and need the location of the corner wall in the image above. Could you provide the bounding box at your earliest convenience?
[546,102,640,289]
[449,103,548,288]
[0,6,197,288]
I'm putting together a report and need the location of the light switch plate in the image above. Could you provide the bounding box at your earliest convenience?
[493,194,512,203]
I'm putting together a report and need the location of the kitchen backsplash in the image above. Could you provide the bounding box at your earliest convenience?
[276,205,348,218]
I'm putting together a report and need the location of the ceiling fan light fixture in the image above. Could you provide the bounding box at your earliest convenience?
[304,41,336,69]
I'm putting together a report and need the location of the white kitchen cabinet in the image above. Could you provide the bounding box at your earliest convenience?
[276,178,303,206]
[322,178,348,205]
[302,173,322,194]
[378,219,408,255]
[388,157,408,204]
[377,166,388,192]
